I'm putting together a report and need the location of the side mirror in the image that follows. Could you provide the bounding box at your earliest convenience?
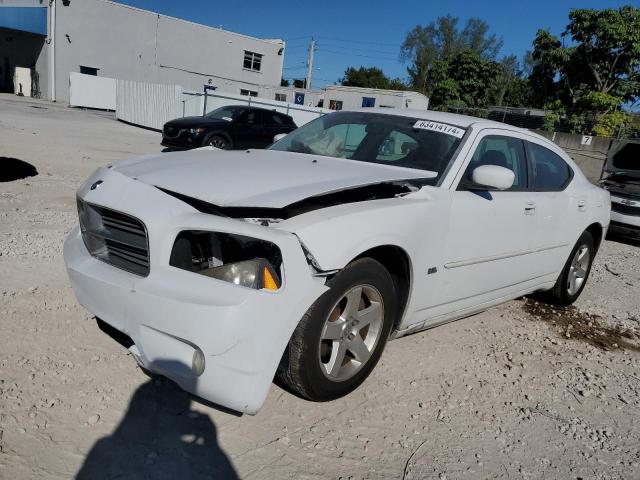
[273,133,288,143]
[471,165,515,190]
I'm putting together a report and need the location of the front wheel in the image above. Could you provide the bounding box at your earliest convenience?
[203,134,230,149]
[277,258,396,401]
[542,231,595,306]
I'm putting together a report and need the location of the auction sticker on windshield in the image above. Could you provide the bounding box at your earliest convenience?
[413,120,465,138]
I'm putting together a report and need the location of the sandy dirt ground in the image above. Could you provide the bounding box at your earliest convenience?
[1,95,639,480]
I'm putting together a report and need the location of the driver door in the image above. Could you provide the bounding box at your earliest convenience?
[430,131,538,318]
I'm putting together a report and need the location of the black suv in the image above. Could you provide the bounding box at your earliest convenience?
[161,105,297,151]
[600,140,640,240]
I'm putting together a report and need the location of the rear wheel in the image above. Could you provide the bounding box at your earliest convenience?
[277,258,396,401]
[542,231,595,306]
[203,134,229,149]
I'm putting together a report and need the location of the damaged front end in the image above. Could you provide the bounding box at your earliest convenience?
[156,179,423,222]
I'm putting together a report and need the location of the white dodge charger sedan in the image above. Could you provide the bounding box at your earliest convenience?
[64,109,610,414]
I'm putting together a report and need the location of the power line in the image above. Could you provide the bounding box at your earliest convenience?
[317,42,400,56]
[316,35,403,48]
[318,48,399,62]
[283,35,312,42]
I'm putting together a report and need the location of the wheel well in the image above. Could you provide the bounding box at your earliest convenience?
[585,223,603,251]
[354,245,411,330]
[203,131,232,146]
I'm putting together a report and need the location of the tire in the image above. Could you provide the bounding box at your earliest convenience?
[203,134,230,149]
[277,258,396,401]
[542,231,595,306]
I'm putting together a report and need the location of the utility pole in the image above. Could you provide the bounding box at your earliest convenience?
[305,37,316,91]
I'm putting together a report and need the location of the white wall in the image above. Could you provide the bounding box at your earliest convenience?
[116,79,182,130]
[323,86,429,111]
[52,0,284,102]
[69,72,116,110]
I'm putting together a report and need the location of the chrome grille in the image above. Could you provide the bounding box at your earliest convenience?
[77,199,150,276]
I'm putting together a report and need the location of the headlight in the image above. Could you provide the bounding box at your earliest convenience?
[202,258,280,290]
[169,231,282,291]
[189,127,206,135]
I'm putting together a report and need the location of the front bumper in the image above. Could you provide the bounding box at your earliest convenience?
[609,218,640,239]
[64,167,327,414]
[609,196,640,240]
[161,130,202,150]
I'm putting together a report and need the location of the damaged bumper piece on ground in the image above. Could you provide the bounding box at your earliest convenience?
[63,167,328,414]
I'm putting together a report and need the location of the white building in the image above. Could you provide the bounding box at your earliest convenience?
[322,85,430,111]
[0,0,285,102]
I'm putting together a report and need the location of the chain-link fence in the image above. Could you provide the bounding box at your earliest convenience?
[444,105,640,140]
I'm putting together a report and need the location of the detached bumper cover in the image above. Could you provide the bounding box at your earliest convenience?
[64,167,327,414]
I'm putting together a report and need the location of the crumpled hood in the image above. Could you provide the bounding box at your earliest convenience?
[601,173,640,197]
[112,149,435,208]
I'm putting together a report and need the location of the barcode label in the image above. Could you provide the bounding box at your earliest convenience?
[413,120,465,138]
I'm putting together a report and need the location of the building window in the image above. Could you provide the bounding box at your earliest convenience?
[329,100,343,111]
[243,51,263,72]
[240,89,258,97]
[361,97,376,108]
[80,66,99,76]
[275,93,287,102]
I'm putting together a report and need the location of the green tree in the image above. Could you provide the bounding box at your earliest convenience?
[280,78,290,87]
[429,51,503,109]
[529,6,640,111]
[400,15,503,94]
[340,66,407,90]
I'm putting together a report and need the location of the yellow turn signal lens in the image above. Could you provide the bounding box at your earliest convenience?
[262,266,279,290]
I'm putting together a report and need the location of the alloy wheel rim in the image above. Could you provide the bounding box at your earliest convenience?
[209,138,226,149]
[567,245,590,296]
[319,284,384,381]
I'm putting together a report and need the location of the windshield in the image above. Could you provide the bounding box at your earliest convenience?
[206,106,246,121]
[269,111,466,183]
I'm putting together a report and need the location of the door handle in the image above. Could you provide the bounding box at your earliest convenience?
[577,200,587,212]
[524,202,536,215]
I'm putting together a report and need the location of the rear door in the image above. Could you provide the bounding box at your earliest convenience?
[525,140,575,278]
[433,131,537,317]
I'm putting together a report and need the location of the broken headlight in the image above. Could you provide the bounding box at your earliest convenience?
[169,231,282,290]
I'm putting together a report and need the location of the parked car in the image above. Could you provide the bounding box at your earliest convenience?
[599,140,640,240]
[161,105,297,150]
[64,109,610,414]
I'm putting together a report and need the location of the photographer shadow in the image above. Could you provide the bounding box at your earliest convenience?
[76,372,239,480]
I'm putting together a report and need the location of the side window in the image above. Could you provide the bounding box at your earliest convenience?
[528,143,572,190]
[239,110,257,124]
[269,113,284,125]
[462,135,528,190]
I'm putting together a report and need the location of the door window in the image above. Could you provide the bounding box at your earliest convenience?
[462,135,528,190]
[238,110,258,125]
[528,143,573,190]
[268,113,284,125]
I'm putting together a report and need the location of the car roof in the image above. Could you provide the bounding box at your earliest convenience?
[348,107,547,139]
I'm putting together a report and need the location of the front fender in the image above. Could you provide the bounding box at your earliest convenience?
[277,198,431,271]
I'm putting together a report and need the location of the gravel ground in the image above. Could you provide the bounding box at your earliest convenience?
[1,95,639,480]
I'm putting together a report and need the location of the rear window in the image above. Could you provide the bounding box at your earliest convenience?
[528,143,572,190]
[612,143,640,171]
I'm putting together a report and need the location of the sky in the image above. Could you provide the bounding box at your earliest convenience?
[116,0,634,89]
